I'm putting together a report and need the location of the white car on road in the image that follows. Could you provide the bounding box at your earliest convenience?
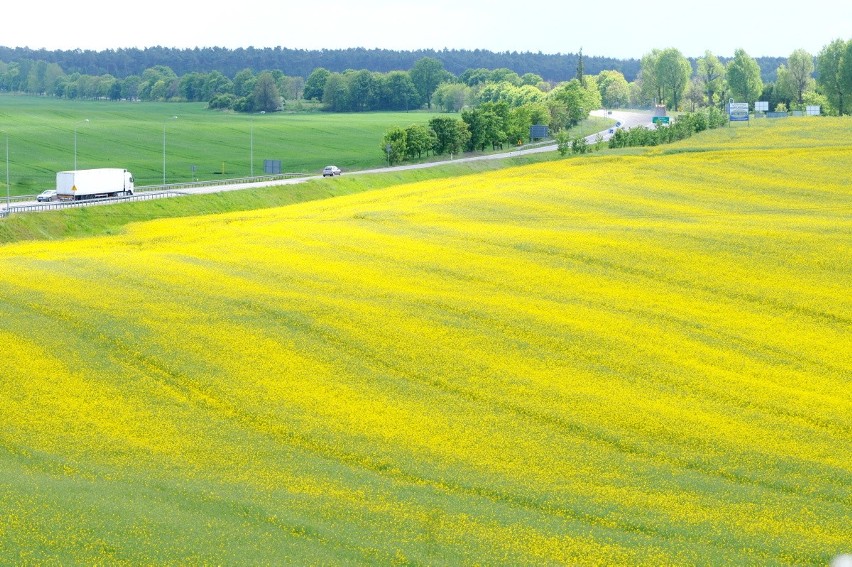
[37,189,57,202]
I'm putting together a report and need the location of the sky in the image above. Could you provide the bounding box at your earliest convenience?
[4,0,850,59]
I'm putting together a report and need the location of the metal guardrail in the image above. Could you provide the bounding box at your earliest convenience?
[3,194,36,203]
[1,172,309,217]
[2,190,186,216]
[134,172,308,193]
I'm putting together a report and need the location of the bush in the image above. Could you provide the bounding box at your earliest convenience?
[609,109,726,150]
[707,107,728,129]
[555,130,572,156]
[208,93,237,110]
[692,112,708,132]
[571,137,589,154]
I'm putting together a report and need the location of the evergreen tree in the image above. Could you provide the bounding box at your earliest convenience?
[253,71,281,112]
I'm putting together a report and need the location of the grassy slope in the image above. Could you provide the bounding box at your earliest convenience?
[0,117,849,564]
[0,118,616,245]
[0,94,611,196]
[0,96,445,191]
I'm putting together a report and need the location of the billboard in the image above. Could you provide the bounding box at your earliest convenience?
[529,124,549,139]
[755,101,769,112]
[264,160,282,174]
[729,102,750,122]
[806,105,821,116]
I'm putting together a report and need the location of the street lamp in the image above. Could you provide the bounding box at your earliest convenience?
[74,118,89,170]
[4,132,9,212]
[163,116,178,186]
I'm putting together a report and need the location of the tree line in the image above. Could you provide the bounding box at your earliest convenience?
[2,39,850,117]
[634,42,852,115]
[0,60,308,112]
[375,39,851,166]
[379,62,603,165]
[0,46,638,83]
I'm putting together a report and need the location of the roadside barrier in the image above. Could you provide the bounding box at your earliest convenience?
[0,172,309,217]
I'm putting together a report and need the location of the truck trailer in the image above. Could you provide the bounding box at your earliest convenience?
[56,168,135,201]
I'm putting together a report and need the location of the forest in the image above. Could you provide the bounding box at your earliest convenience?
[2,41,849,121]
[0,45,793,84]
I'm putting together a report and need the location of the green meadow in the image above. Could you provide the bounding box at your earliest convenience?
[0,95,613,197]
[0,96,442,193]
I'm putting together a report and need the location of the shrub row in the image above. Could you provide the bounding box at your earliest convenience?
[608,107,729,149]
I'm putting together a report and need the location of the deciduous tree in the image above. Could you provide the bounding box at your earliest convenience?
[786,48,815,105]
[596,70,630,108]
[381,127,407,165]
[639,49,662,104]
[655,48,692,111]
[232,68,255,98]
[726,49,763,103]
[431,82,469,112]
[321,73,348,112]
[303,67,330,101]
[550,78,601,127]
[410,57,451,109]
[817,39,852,115]
[347,70,378,111]
[404,124,435,159]
[429,116,470,155]
[252,71,281,112]
[382,71,420,111]
[696,50,725,108]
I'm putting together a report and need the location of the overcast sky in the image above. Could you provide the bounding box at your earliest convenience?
[4,0,850,59]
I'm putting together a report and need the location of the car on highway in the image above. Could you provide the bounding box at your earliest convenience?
[37,189,57,202]
[322,165,342,177]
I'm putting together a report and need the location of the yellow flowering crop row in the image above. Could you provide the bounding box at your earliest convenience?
[0,117,849,564]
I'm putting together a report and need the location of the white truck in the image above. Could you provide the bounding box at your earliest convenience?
[56,168,135,201]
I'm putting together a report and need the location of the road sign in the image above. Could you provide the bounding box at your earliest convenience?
[652,116,670,124]
[729,102,750,122]
[263,160,281,174]
[529,124,549,139]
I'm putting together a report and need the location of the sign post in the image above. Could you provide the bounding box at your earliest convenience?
[529,124,549,140]
[729,100,750,125]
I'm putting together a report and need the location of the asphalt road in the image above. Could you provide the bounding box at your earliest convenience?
[3,109,655,212]
[187,108,655,192]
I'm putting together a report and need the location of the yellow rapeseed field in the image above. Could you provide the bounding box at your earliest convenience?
[0,118,850,564]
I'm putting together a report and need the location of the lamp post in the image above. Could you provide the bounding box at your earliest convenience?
[4,132,9,212]
[163,116,178,186]
[250,111,265,177]
[74,118,89,170]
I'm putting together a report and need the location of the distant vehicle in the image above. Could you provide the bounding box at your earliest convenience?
[608,129,615,134]
[322,165,342,177]
[37,189,57,202]
[55,168,135,201]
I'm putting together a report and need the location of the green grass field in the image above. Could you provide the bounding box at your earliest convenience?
[0,95,611,197]
[0,96,445,192]
[0,116,849,564]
